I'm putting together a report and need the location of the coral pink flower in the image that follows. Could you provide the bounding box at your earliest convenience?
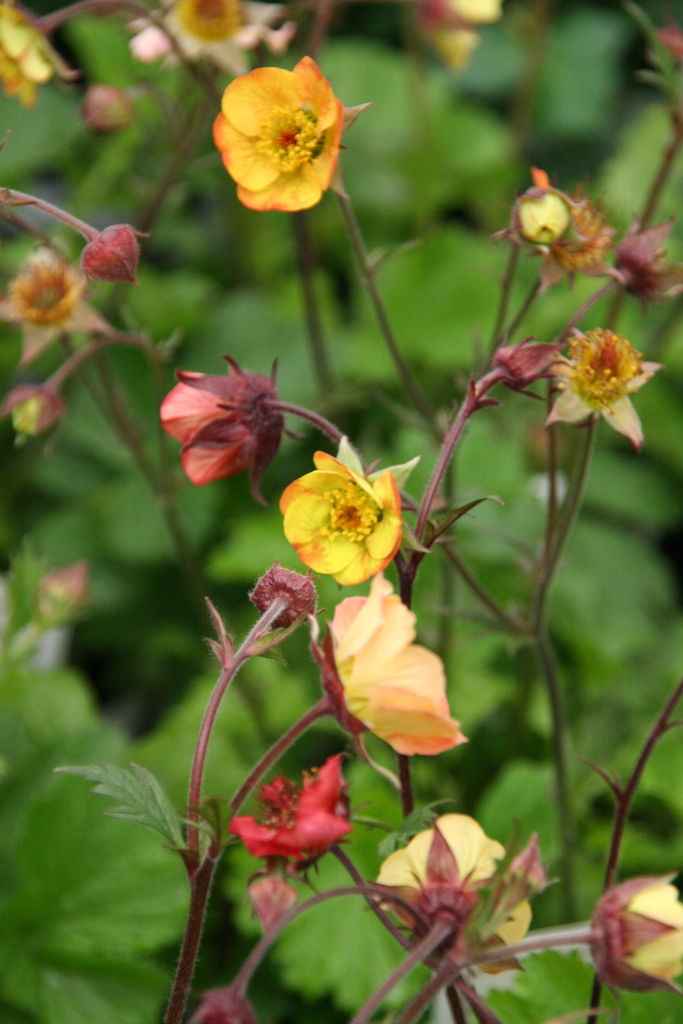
[230,754,351,860]
[328,574,466,755]
[160,357,282,500]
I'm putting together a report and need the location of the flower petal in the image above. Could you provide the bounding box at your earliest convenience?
[237,164,322,212]
[222,65,300,136]
[213,112,280,191]
[602,396,644,450]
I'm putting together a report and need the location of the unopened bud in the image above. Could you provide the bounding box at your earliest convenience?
[518,190,571,245]
[82,85,134,132]
[81,225,142,283]
[37,561,89,624]
[494,339,561,390]
[1,384,64,436]
[249,875,297,931]
[250,563,316,628]
[188,986,257,1024]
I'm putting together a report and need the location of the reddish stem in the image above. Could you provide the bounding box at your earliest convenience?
[0,187,98,241]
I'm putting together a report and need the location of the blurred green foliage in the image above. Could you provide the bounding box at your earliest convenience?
[1,1,683,1021]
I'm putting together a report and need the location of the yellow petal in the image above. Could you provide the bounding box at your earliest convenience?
[239,165,322,212]
[222,65,300,137]
[213,112,280,190]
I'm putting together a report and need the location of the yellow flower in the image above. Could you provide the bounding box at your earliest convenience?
[280,452,402,585]
[0,2,68,106]
[0,248,106,365]
[377,813,532,970]
[213,56,343,211]
[547,328,661,450]
[592,876,683,992]
[330,574,466,755]
[421,0,503,70]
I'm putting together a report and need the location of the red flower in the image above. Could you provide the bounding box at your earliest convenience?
[160,357,283,501]
[230,754,351,860]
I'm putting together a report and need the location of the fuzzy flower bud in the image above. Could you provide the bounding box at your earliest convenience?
[81,225,142,283]
[248,874,298,931]
[81,84,134,132]
[494,339,561,391]
[591,876,683,992]
[37,560,89,624]
[250,563,316,627]
[188,987,256,1024]
[1,383,64,436]
[518,189,571,245]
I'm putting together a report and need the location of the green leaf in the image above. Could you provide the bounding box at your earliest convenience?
[427,494,504,545]
[55,762,185,849]
[377,802,449,858]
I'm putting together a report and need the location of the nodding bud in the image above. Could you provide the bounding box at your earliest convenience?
[1,383,64,436]
[188,987,257,1024]
[250,563,317,627]
[81,225,143,283]
[248,874,298,932]
[81,85,134,132]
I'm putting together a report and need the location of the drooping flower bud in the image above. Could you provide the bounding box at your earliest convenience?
[591,876,683,992]
[37,560,89,625]
[81,84,134,132]
[614,220,683,305]
[494,338,561,391]
[81,225,142,283]
[248,874,298,931]
[1,383,64,436]
[250,563,316,627]
[188,986,257,1024]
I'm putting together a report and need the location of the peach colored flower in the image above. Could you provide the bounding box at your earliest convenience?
[547,328,661,450]
[213,56,343,211]
[592,876,683,992]
[280,452,401,585]
[376,813,531,970]
[0,248,106,364]
[0,2,70,106]
[330,574,466,754]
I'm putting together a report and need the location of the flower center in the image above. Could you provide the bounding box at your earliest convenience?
[176,0,243,42]
[258,777,300,831]
[10,258,84,326]
[319,481,381,543]
[567,329,643,409]
[256,106,324,173]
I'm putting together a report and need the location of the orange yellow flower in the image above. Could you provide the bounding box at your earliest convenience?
[0,248,106,365]
[376,814,531,970]
[0,2,69,106]
[547,328,661,450]
[213,56,343,211]
[280,452,402,585]
[329,573,466,755]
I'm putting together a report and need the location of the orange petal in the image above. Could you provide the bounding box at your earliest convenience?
[222,66,300,137]
[213,113,280,191]
[238,165,323,212]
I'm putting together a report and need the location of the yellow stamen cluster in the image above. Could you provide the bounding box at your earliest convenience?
[256,106,322,173]
[550,199,614,272]
[9,251,85,327]
[566,329,643,409]
[320,482,381,543]
[176,0,243,42]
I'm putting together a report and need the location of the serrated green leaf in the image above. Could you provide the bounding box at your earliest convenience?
[56,762,184,849]
[377,802,448,858]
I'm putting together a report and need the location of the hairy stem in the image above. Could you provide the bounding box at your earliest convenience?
[269,399,344,445]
